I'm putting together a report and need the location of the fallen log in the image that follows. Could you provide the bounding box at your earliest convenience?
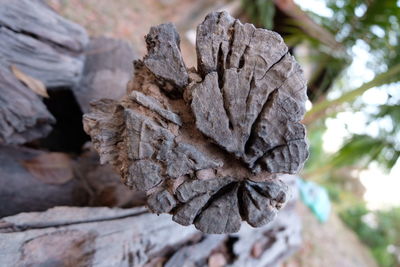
[76,144,146,208]
[0,206,198,267]
[0,145,88,217]
[83,11,308,234]
[0,186,300,267]
[0,0,88,88]
[0,144,147,217]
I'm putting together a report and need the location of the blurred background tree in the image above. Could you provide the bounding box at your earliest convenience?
[241,0,400,266]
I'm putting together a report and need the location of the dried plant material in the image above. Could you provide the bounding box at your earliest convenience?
[22,152,74,185]
[83,12,308,234]
[11,65,48,98]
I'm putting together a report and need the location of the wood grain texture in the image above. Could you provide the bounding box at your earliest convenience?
[0,145,88,217]
[0,67,55,145]
[0,179,300,267]
[0,0,88,88]
[0,144,145,217]
[83,11,308,234]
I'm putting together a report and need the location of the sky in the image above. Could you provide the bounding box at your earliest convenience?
[295,0,400,209]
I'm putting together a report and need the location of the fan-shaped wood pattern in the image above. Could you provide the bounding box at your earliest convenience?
[83,11,308,234]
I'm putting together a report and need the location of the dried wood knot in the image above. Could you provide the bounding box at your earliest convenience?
[83,11,309,234]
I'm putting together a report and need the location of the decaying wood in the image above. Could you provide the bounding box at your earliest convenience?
[0,145,88,217]
[73,37,136,113]
[0,206,197,267]
[76,144,146,208]
[0,0,88,88]
[83,11,309,234]
[0,178,300,267]
[0,144,146,217]
[0,67,55,145]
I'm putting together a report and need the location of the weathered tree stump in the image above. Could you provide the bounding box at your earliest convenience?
[0,0,89,145]
[83,11,308,234]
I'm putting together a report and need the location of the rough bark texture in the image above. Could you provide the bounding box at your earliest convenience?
[83,11,308,234]
[73,37,136,113]
[0,0,88,88]
[0,178,300,267]
[0,67,55,144]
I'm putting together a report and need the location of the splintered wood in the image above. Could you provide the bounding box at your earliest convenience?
[83,12,309,234]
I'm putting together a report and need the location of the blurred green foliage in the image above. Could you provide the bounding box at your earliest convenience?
[241,0,275,29]
[340,204,400,267]
[305,0,400,172]
[242,0,400,266]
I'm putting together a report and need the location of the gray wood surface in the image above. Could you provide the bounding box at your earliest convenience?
[0,67,55,145]
[0,145,88,217]
[0,182,300,267]
[0,144,146,217]
[73,37,136,113]
[83,11,308,234]
[0,0,88,88]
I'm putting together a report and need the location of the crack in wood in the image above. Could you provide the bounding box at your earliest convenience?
[83,11,308,234]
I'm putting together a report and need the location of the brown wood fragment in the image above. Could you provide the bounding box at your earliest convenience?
[208,252,227,267]
[22,152,74,185]
[83,11,308,234]
[11,65,49,98]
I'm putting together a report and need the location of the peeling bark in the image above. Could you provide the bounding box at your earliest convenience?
[83,11,308,234]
